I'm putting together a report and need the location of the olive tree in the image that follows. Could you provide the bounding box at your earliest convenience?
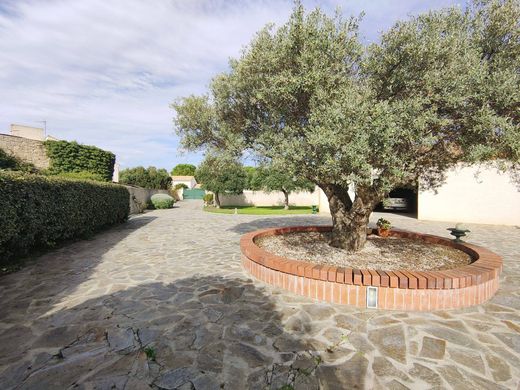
[196,154,247,208]
[173,0,519,251]
[253,164,315,209]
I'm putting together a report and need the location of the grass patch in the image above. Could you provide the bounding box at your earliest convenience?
[204,205,316,215]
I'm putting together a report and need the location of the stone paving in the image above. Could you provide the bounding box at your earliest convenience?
[0,200,519,389]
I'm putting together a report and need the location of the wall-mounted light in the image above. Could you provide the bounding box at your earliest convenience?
[367,286,378,309]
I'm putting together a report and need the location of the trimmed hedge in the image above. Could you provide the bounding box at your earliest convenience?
[0,172,129,265]
[44,140,115,182]
[150,193,175,209]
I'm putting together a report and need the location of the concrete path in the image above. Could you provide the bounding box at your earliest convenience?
[0,200,519,389]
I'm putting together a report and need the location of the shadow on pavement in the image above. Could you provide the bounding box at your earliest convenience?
[0,274,367,389]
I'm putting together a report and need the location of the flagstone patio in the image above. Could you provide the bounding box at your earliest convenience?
[0,200,519,389]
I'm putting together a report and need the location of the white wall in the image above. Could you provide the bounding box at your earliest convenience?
[172,178,196,189]
[219,189,319,207]
[10,124,45,141]
[418,163,520,226]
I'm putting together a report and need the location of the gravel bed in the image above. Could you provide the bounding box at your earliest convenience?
[255,231,473,271]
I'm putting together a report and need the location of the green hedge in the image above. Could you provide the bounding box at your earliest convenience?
[44,140,115,182]
[0,172,129,265]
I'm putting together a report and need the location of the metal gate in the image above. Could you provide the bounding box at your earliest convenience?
[183,188,205,199]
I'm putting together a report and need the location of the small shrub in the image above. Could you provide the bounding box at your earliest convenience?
[0,172,129,265]
[143,346,156,361]
[151,193,175,209]
[174,183,188,190]
[376,218,392,230]
[203,193,214,204]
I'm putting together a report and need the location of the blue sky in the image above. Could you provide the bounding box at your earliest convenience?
[0,0,460,170]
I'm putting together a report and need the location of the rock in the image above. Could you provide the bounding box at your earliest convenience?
[294,372,319,390]
[485,353,511,382]
[192,373,221,390]
[108,327,137,353]
[493,332,520,354]
[316,353,368,389]
[196,342,224,372]
[368,325,406,364]
[301,304,335,320]
[449,348,485,372]
[372,356,410,382]
[334,314,367,332]
[33,325,81,348]
[292,352,317,372]
[137,327,161,346]
[228,342,271,368]
[221,286,244,303]
[268,364,291,389]
[419,336,446,359]
[409,363,443,387]
[273,335,308,352]
[153,367,200,389]
[202,307,223,323]
[386,379,410,390]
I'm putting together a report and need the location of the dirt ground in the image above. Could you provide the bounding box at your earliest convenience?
[255,231,473,271]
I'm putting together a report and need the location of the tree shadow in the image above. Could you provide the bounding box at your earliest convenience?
[0,274,367,389]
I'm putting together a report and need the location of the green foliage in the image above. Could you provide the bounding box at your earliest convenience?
[143,346,156,361]
[254,164,315,194]
[203,193,214,203]
[119,166,172,189]
[0,148,37,172]
[52,171,106,181]
[44,140,115,182]
[376,218,392,230]
[150,193,175,209]
[171,163,196,176]
[0,172,129,265]
[174,183,189,190]
[173,0,519,250]
[196,154,247,206]
[244,166,260,190]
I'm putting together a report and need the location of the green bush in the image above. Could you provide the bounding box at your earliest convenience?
[150,193,175,209]
[52,171,106,181]
[44,140,115,182]
[174,183,188,190]
[203,193,213,203]
[119,166,172,189]
[0,172,129,265]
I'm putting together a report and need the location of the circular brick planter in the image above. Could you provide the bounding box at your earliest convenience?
[240,226,502,311]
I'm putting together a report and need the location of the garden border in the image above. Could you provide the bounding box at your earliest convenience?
[240,226,502,311]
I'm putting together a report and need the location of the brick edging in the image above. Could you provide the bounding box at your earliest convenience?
[240,226,502,310]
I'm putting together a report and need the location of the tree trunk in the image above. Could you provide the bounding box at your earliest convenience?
[321,184,380,252]
[214,192,221,208]
[282,189,289,210]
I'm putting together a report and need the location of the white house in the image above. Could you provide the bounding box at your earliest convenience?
[171,175,197,189]
[317,163,520,226]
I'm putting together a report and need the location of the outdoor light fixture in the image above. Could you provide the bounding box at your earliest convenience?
[366,286,378,309]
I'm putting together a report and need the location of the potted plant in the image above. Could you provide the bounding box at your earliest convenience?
[376,218,392,237]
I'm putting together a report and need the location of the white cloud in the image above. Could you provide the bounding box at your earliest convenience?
[0,0,458,169]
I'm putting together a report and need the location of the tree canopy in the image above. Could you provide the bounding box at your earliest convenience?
[171,163,196,176]
[196,154,247,207]
[172,0,519,250]
[119,166,172,190]
[252,164,315,209]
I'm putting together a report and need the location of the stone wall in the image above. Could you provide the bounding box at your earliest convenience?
[125,185,170,215]
[0,133,50,170]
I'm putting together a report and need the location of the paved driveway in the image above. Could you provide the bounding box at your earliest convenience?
[0,200,519,389]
